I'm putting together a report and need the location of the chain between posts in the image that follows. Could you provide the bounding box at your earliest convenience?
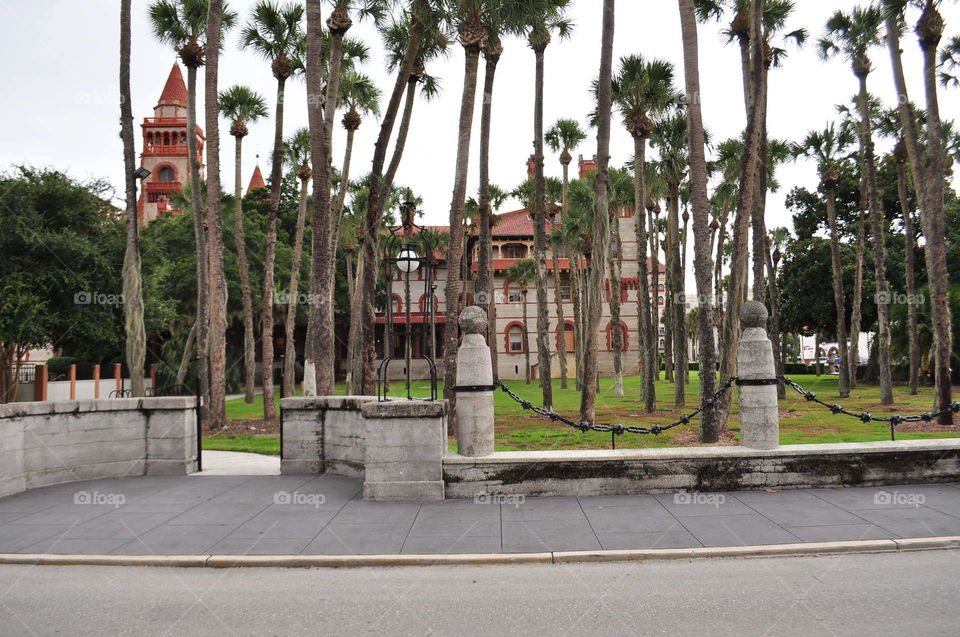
[780,375,960,427]
[493,378,737,436]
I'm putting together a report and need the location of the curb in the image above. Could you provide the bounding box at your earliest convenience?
[1,537,957,568]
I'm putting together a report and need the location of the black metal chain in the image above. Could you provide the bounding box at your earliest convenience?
[780,375,960,427]
[493,378,736,436]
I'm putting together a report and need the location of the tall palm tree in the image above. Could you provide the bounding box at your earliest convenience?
[441,0,488,424]
[606,167,635,397]
[149,0,235,422]
[545,118,586,390]
[819,4,893,405]
[505,259,537,384]
[526,0,573,411]
[876,106,922,394]
[476,2,526,381]
[242,0,305,418]
[280,127,311,397]
[352,0,439,395]
[580,0,614,424]
[651,113,689,407]
[793,123,855,397]
[610,54,681,412]
[911,0,952,422]
[204,0,232,429]
[218,85,267,404]
[558,179,593,389]
[120,0,147,398]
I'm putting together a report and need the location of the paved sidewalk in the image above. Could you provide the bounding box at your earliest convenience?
[0,477,958,556]
[196,451,280,476]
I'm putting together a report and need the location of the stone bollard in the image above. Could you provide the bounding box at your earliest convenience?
[455,306,495,456]
[737,301,780,450]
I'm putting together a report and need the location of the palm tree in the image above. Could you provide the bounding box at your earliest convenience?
[441,0,489,424]
[525,0,573,411]
[651,113,689,407]
[914,1,953,422]
[120,0,147,398]
[280,127,311,397]
[558,180,593,389]
[819,4,893,405]
[505,260,537,384]
[352,1,441,395]
[204,0,232,429]
[793,123,856,398]
[606,167,635,397]
[149,0,235,422]
[218,85,267,404]
[545,118,586,390]
[876,107,921,394]
[610,54,681,412]
[580,0,613,424]
[242,0,305,417]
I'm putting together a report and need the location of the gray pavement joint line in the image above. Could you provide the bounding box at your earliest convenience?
[297,480,364,549]
[575,496,603,550]
[804,485,928,531]
[649,490,706,548]
[727,492,807,543]
[397,502,423,555]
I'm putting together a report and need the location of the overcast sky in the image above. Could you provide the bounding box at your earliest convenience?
[2,0,958,243]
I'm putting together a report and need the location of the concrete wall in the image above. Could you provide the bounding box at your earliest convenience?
[280,396,379,478]
[442,439,960,499]
[0,397,197,498]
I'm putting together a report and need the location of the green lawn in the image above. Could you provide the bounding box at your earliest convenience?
[204,433,281,455]
[211,373,958,455]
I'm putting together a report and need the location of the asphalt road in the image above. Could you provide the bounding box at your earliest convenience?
[1,550,958,636]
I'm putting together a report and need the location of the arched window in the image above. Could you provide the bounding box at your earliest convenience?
[418,294,436,314]
[180,132,187,144]
[606,321,629,351]
[391,294,402,314]
[146,133,154,146]
[163,132,170,145]
[506,323,525,353]
[556,322,575,353]
[657,295,664,306]
[157,166,175,183]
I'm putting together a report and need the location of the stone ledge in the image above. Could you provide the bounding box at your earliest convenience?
[0,397,196,419]
[281,396,378,411]
[362,400,446,419]
[442,438,960,464]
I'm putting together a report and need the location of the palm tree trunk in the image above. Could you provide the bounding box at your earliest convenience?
[531,47,553,409]
[205,0,227,429]
[650,209,661,380]
[713,200,728,314]
[305,0,336,396]
[477,49,500,381]
[579,0,615,424]
[825,183,851,398]
[185,64,210,424]
[667,187,685,407]
[849,192,866,389]
[570,252,584,391]
[119,0,146,399]
[233,134,256,404]
[552,243,568,389]
[331,127,356,243]
[284,176,309,397]
[887,10,950,418]
[523,291,531,383]
[632,135,655,412]
[442,37,482,424]
[764,246,785,398]
[917,4,953,423]
[608,215,624,397]
[856,74,893,405]
[355,8,424,395]
[716,0,764,430]
[175,322,197,388]
[261,76,287,421]
[896,162,920,395]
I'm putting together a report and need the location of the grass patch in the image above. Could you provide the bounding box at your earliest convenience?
[203,434,280,456]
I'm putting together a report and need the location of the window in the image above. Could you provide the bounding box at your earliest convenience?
[157,166,175,183]
[559,276,571,301]
[606,322,629,351]
[657,295,664,306]
[507,283,524,303]
[563,323,574,352]
[502,243,527,259]
[508,325,524,352]
[391,294,402,314]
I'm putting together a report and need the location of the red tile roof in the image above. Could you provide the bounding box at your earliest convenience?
[491,208,559,237]
[157,64,188,108]
[247,165,266,193]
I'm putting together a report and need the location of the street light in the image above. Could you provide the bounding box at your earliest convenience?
[134,166,151,180]
[396,248,420,273]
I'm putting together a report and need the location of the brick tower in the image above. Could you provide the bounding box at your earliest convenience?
[137,64,205,224]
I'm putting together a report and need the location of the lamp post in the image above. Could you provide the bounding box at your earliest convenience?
[376,201,438,401]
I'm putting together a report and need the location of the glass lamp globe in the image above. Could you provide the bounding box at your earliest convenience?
[396,248,420,273]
